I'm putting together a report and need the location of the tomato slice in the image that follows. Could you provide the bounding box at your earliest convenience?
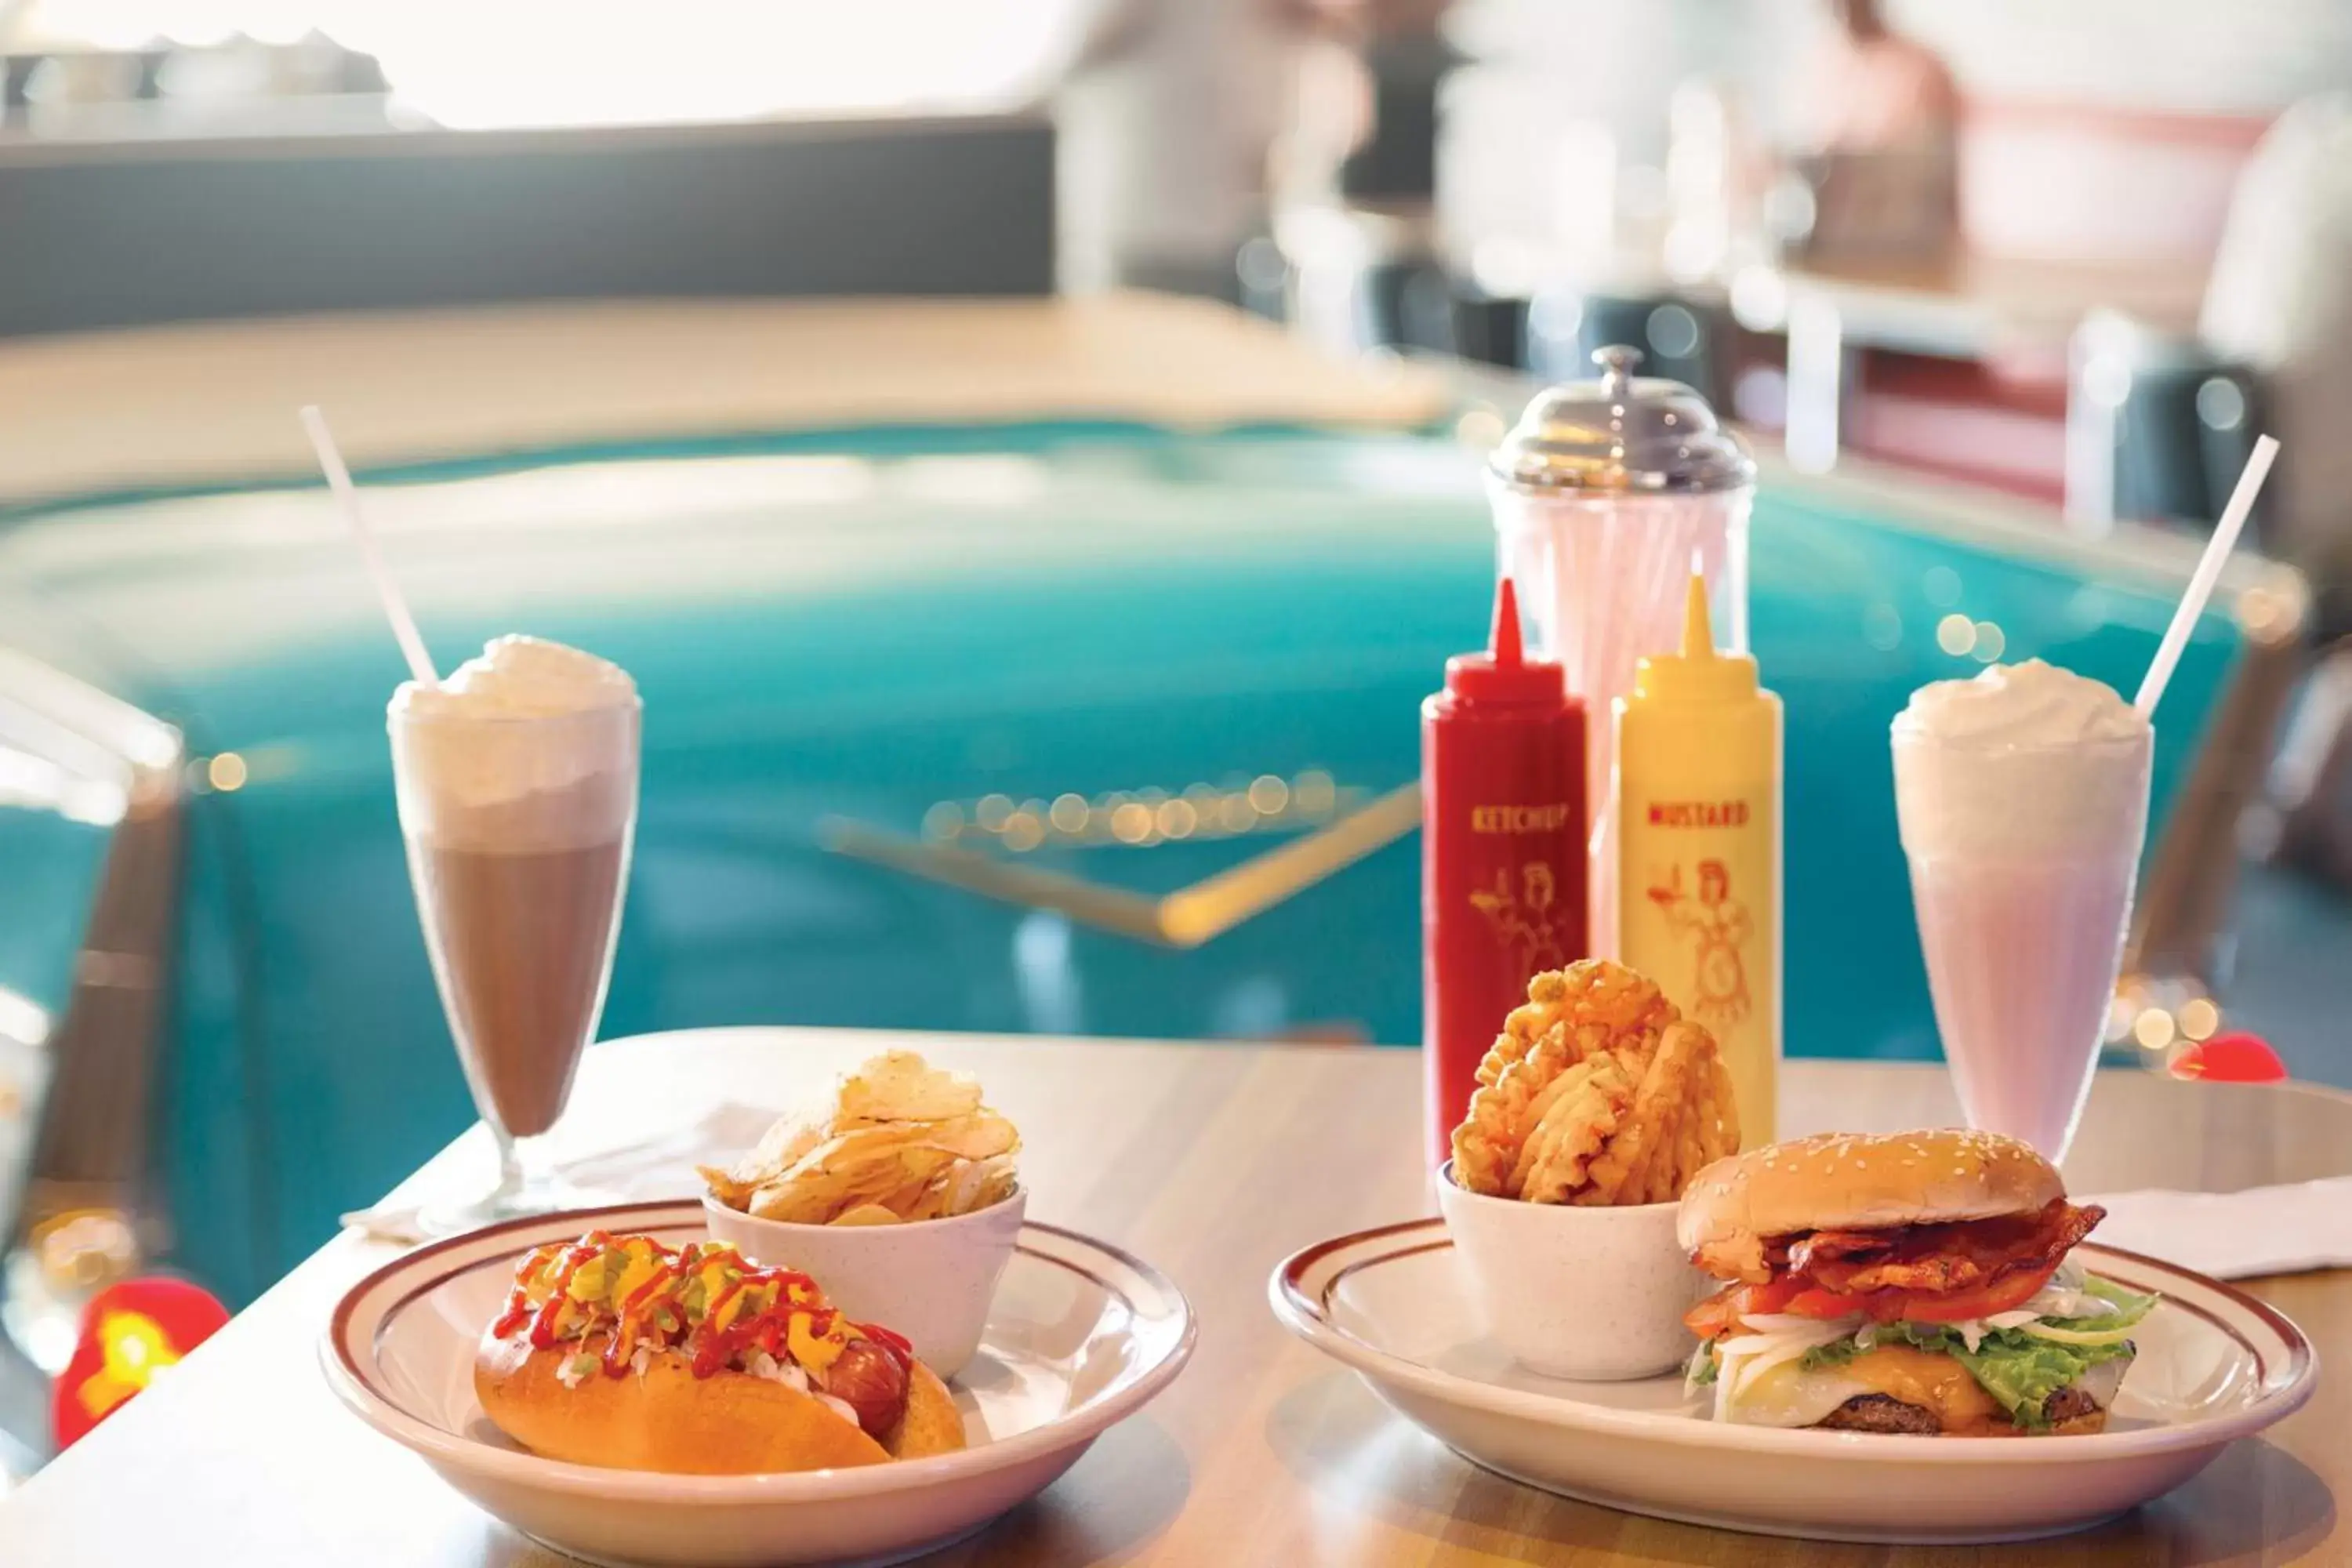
[1780,1263,2060,1325]
[1693,1262,2062,1334]
[1682,1276,1802,1337]
[1876,1263,2057,1324]
[1777,1285,1878,1320]
[1733,1276,1806,1316]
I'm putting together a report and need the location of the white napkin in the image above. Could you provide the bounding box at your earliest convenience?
[2082,1177,2352,1280]
[341,1102,782,1245]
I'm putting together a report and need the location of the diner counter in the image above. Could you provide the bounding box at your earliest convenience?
[2,1027,2345,1566]
[0,292,1451,511]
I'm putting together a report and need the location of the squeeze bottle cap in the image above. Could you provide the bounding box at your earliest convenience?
[1633,570,1758,702]
[1446,577,1567,706]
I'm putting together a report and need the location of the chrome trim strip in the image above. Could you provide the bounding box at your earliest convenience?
[0,652,183,1283]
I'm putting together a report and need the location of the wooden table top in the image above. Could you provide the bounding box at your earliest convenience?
[1776,254,2210,364]
[5,1029,2345,1566]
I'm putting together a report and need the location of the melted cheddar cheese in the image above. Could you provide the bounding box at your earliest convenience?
[1838,1344,2009,1434]
[1720,1343,2024,1433]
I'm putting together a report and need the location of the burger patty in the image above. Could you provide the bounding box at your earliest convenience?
[1817,1384,2102,1435]
[2042,1385,2100,1425]
[1817,1393,1944,1434]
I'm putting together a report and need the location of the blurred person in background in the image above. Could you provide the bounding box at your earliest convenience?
[1800,0,1958,160]
[2202,93,2352,626]
[1054,0,1303,299]
[2202,94,2352,885]
[1054,0,1451,301]
[1791,0,1959,267]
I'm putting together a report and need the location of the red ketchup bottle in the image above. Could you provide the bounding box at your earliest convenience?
[1421,577,1588,1168]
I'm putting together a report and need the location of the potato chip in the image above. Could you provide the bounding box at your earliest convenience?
[709,1051,1022,1222]
[966,1155,1019,1213]
[697,1103,829,1203]
[834,1051,983,1126]
[914,1109,1022,1163]
[828,1203,903,1227]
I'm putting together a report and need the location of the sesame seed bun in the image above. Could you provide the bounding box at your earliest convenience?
[1675,1130,2063,1264]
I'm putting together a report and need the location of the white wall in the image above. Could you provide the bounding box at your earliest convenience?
[1888,0,2352,116]
[1439,0,2352,267]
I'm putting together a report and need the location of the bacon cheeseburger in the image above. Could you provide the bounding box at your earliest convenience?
[477,1232,964,1473]
[1676,1131,2153,1436]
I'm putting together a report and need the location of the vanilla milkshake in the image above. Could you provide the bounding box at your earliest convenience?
[1892,660,2152,1161]
[390,636,639,1225]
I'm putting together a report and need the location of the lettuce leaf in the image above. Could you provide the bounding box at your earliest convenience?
[1798,1335,1871,1372]
[1686,1342,1720,1387]
[1707,1275,2155,1427]
[2068,1276,2158,1330]
[1766,1310,2145,1427]
[1887,1323,2136,1427]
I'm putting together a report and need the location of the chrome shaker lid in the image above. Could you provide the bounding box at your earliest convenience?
[1490,345,1755,495]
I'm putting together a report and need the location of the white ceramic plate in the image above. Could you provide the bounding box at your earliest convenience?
[1270,1219,2318,1545]
[323,1200,1194,1567]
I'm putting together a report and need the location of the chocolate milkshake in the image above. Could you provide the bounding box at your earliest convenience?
[390,636,639,1225]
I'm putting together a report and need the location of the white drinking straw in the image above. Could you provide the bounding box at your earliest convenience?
[2133,434,2280,720]
[299,404,439,688]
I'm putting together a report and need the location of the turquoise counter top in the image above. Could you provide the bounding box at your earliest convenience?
[0,421,2250,1302]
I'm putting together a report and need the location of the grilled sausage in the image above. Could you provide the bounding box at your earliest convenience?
[822,1340,910,1438]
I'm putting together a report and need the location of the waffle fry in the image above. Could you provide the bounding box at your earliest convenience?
[1517,1056,1636,1203]
[1447,960,1741,1207]
[1697,1049,1741,1167]
[1454,1025,1579,1196]
[1473,961,1679,1090]
[1577,1022,1700,1206]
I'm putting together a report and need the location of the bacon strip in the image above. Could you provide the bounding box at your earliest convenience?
[1691,1233,1771,1287]
[1685,1200,2106,1334]
[1789,1200,2103,1296]
[1684,1287,1744,1339]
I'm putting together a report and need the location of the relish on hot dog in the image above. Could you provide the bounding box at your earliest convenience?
[474,1232,964,1473]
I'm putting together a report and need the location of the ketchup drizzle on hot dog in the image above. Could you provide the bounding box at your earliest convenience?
[856,1322,914,1363]
[494,1232,612,1345]
[496,1232,875,1386]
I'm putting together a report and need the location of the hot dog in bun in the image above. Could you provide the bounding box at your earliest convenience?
[476,1232,964,1473]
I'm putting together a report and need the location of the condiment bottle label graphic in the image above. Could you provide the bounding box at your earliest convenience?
[1422,578,1588,1167]
[1615,570,1781,1144]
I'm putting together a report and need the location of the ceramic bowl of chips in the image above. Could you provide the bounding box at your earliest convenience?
[699,1049,1024,1379]
[703,1188,1025,1380]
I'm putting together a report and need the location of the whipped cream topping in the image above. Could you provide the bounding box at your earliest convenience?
[1893,659,2147,749]
[394,635,636,722]
[1891,661,2151,860]
[388,637,638,848]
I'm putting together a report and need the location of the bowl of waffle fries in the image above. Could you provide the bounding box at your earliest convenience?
[1437,960,1741,1380]
[701,1050,1023,1379]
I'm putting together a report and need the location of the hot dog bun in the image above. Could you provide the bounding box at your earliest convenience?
[893,1360,966,1460]
[474,1330,965,1474]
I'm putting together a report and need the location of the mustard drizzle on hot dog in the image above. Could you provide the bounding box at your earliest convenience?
[489,1232,914,1385]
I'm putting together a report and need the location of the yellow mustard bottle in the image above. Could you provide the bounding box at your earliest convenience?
[1615,570,1781,1145]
